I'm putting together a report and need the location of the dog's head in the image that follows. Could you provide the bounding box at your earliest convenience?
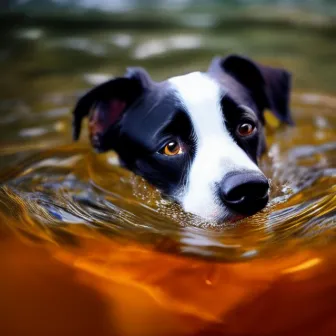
[73,55,292,222]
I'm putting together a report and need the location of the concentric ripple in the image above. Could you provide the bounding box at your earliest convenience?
[0,90,334,261]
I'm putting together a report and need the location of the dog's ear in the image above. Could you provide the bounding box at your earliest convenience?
[72,67,153,152]
[208,55,293,125]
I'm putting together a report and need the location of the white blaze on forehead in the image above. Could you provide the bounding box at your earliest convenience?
[168,72,263,221]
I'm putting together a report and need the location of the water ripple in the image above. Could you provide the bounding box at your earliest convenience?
[0,87,335,261]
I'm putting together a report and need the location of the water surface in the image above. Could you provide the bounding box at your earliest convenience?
[0,11,335,336]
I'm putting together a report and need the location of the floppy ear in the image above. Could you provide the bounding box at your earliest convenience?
[208,55,293,125]
[72,67,152,152]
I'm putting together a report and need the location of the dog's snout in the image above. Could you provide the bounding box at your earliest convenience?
[220,172,269,216]
[223,173,269,201]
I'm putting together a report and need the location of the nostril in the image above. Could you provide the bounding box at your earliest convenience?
[227,180,269,201]
[226,187,245,202]
[253,181,269,198]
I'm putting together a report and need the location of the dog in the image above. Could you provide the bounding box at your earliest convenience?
[72,54,293,222]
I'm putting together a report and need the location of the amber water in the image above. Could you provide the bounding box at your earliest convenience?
[0,10,335,336]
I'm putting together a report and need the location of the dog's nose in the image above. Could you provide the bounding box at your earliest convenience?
[220,172,269,216]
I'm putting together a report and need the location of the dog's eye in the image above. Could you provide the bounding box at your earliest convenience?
[237,122,256,137]
[160,140,183,156]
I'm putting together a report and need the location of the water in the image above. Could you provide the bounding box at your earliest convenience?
[0,9,335,336]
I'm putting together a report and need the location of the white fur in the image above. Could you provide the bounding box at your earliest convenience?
[169,72,263,221]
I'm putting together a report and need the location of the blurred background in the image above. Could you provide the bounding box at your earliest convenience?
[2,0,336,13]
[1,0,336,98]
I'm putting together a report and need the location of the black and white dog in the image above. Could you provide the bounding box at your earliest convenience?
[72,54,293,222]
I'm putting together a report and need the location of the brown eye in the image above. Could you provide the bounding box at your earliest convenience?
[162,141,183,156]
[237,122,256,137]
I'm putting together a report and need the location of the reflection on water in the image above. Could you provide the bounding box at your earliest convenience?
[0,9,335,336]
